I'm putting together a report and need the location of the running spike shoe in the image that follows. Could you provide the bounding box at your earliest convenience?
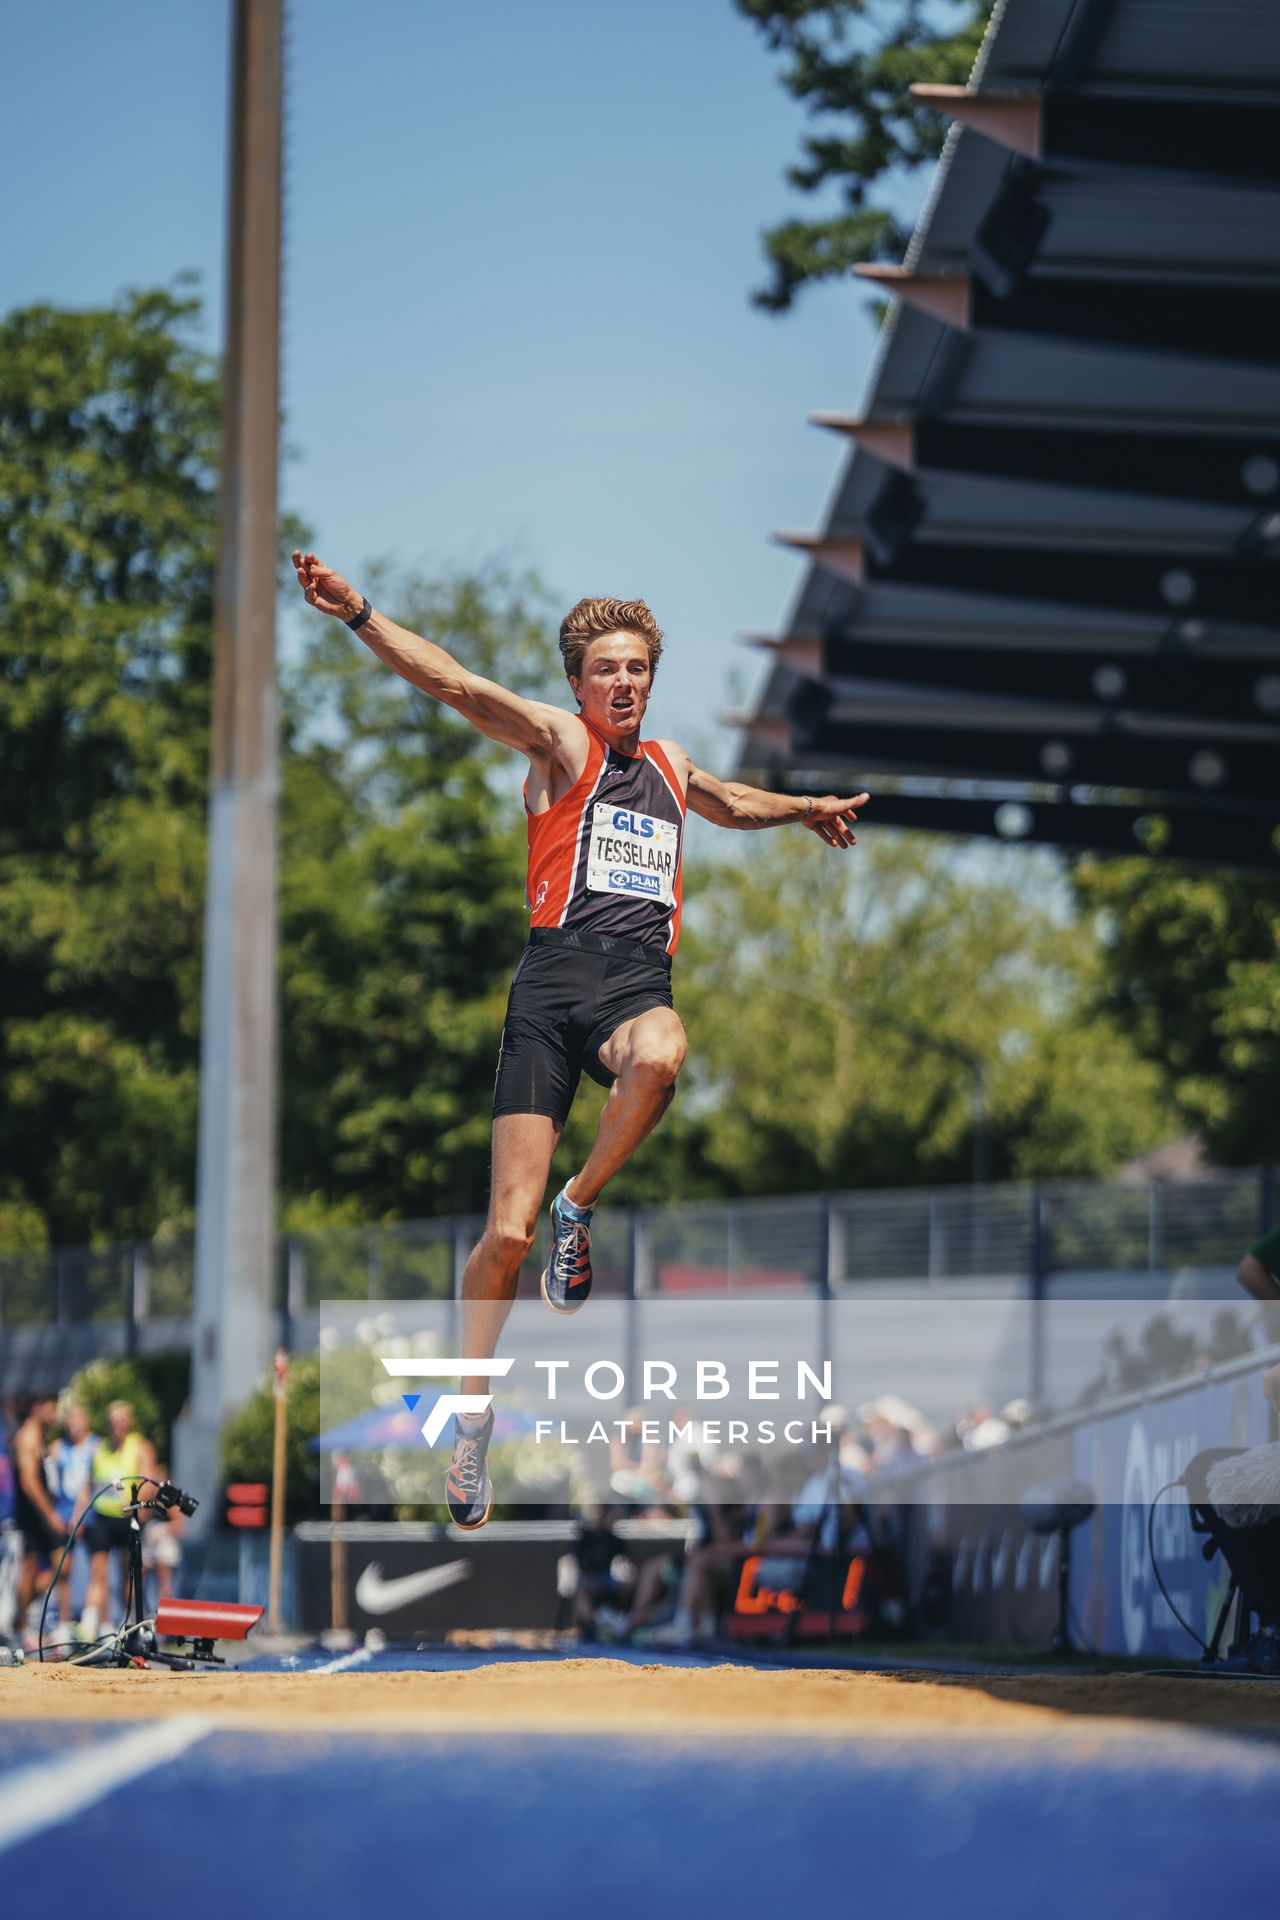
[445,1408,495,1530]
[540,1190,593,1314]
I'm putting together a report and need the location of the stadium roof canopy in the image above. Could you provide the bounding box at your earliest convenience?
[737,0,1280,870]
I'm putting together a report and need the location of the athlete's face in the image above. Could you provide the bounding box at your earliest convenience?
[571,631,653,743]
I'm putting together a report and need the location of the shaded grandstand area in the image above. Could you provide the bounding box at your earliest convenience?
[739,0,1280,870]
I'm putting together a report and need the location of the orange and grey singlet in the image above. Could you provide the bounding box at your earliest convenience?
[525,723,686,955]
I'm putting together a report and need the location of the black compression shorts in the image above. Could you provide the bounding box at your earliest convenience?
[84,1513,134,1556]
[493,926,675,1125]
[14,1485,63,1561]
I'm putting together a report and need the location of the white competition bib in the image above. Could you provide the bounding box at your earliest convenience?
[585,803,678,907]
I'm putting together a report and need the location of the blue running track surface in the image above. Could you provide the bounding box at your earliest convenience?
[1,1651,1275,1920]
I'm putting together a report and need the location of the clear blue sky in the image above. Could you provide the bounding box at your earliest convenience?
[3,0,895,761]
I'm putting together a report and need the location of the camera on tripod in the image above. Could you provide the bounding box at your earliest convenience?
[40,1475,263,1669]
[150,1480,200,1519]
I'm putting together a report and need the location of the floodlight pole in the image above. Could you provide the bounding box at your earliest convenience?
[183,0,284,1530]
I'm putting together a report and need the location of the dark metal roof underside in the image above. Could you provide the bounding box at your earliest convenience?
[739,0,1280,869]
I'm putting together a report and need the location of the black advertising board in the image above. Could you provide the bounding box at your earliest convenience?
[293,1523,684,1639]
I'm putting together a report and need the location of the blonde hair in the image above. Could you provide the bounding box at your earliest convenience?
[558,597,664,687]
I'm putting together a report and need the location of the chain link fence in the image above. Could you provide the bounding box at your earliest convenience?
[2,1168,1274,1336]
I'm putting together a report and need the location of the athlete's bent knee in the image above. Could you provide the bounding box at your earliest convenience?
[486,1218,536,1267]
[628,1022,687,1088]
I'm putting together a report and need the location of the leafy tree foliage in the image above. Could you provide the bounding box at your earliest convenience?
[675,830,1171,1190]
[0,287,586,1241]
[1072,858,1280,1165]
[221,1351,322,1518]
[735,0,993,309]
[0,288,214,1243]
[64,1351,190,1465]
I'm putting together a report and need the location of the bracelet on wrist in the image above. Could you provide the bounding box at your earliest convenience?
[346,596,372,632]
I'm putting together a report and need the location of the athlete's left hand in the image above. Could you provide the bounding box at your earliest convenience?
[802,793,869,848]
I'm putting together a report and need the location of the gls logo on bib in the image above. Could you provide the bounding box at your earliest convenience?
[586,803,677,906]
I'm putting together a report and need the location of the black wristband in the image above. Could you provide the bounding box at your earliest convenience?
[346,597,372,632]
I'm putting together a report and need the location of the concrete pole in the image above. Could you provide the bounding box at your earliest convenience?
[181,0,284,1526]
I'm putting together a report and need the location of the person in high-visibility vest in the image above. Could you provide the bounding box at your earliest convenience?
[83,1401,157,1637]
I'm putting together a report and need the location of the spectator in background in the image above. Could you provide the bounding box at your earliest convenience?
[1235,1223,1280,1427]
[638,1449,838,1647]
[13,1391,67,1649]
[791,1433,872,1553]
[0,1399,19,1647]
[1199,1309,1253,1368]
[49,1401,98,1639]
[635,1488,771,1648]
[84,1401,158,1630]
[1238,1224,1280,1304]
[142,1459,186,1610]
[1140,1312,1197,1383]
[1081,1327,1146,1401]
[569,1504,633,1641]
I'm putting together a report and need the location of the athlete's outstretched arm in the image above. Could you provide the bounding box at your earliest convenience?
[680,756,869,849]
[292,551,575,761]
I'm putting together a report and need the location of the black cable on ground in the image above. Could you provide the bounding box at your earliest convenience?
[1148,1480,1209,1656]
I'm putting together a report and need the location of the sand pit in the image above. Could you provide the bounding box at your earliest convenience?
[4,1660,1280,1743]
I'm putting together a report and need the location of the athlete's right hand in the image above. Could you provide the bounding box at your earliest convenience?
[292,549,361,621]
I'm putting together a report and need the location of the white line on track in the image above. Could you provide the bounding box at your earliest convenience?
[0,1715,213,1855]
[308,1644,374,1675]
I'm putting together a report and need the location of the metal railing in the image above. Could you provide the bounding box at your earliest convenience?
[2,1167,1274,1341]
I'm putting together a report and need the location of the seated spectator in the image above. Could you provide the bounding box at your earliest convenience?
[1140,1312,1197,1383]
[638,1441,867,1647]
[569,1504,634,1641]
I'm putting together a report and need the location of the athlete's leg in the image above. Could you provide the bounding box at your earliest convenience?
[564,1006,687,1211]
[461,1111,562,1396]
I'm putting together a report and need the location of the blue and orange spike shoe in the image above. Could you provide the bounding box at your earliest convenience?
[445,1408,495,1530]
[540,1187,594,1315]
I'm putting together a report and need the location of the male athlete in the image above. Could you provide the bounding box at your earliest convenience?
[294,551,868,1527]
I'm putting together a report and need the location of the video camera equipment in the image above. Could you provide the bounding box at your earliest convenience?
[39,1476,263,1669]
[1018,1477,1096,1656]
[1158,1447,1280,1671]
[152,1479,200,1518]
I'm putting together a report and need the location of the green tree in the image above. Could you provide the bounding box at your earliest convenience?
[1072,858,1280,1164]
[221,1352,322,1519]
[65,1351,190,1465]
[0,287,216,1243]
[735,0,993,309]
[0,285,617,1242]
[675,829,1170,1191]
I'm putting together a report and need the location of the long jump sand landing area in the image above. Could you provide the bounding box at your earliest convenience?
[2,1654,1277,1917]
